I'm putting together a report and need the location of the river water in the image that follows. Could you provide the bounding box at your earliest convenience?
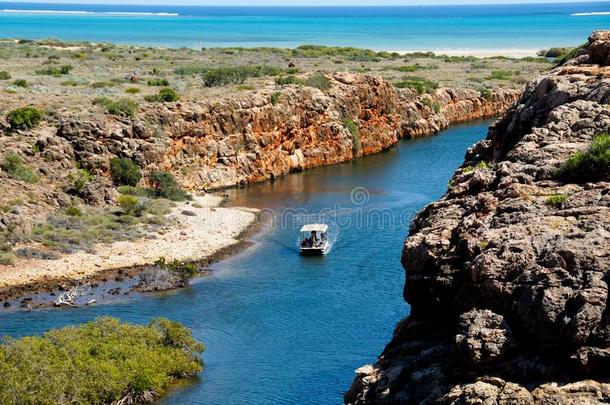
[0,120,491,405]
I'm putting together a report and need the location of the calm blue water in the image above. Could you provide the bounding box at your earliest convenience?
[0,3,609,50]
[0,120,490,404]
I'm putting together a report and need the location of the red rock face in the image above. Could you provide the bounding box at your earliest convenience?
[151,73,519,190]
[54,74,518,191]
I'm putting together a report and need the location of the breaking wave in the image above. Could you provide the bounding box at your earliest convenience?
[0,9,179,16]
[571,12,610,16]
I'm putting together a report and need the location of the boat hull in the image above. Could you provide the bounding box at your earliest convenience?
[299,246,328,256]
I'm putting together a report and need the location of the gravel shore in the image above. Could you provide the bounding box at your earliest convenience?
[0,194,258,292]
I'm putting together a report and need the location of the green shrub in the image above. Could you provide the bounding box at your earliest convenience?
[545,194,567,207]
[540,47,572,58]
[480,88,493,101]
[35,64,73,76]
[344,118,362,157]
[110,157,142,186]
[1,153,38,183]
[65,205,83,217]
[397,64,421,72]
[70,168,92,192]
[0,317,203,404]
[147,78,170,86]
[486,70,514,80]
[394,76,438,94]
[148,170,187,201]
[463,161,494,173]
[91,81,114,88]
[125,87,140,94]
[7,106,43,130]
[237,85,255,91]
[0,252,16,265]
[553,44,587,65]
[433,101,441,114]
[305,73,332,91]
[93,97,138,117]
[12,79,28,88]
[270,92,281,105]
[275,74,302,86]
[554,133,610,183]
[117,185,149,197]
[144,88,180,102]
[61,79,79,86]
[0,71,10,80]
[155,257,198,283]
[117,194,140,214]
[200,65,283,87]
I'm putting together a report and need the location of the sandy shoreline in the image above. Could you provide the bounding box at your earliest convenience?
[388,48,541,58]
[0,194,259,300]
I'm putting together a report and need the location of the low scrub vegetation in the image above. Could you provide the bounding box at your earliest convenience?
[275,73,332,91]
[136,257,199,291]
[11,79,28,88]
[147,77,170,86]
[270,91,281,105]
[93,97,138,117]
[31,198,173,253]
[394,76,438,94]
[344,118,362,156]
[545,194,568,207]
[0,317,203,405]
[486,69,514,80]
[110,157,142,187]
[292,45,400,61]
[144,87,180,102]
[1,153,38,183]
[0,71,11,80]
[463,161,495,173]
[554,133,610,183]
[35,64,73,76]
[6,106,43,130]
[148,170,188,201]
[201,65,283,87]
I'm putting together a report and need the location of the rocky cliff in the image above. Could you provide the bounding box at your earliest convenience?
[52,73,518,190]
[345,32,610,404]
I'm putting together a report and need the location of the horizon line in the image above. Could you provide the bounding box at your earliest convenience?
[5,0,610,7]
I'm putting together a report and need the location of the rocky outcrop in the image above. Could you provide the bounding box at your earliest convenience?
[53,74,518,190]
[346,32,610,404]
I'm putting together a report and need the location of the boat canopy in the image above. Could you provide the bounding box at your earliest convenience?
[300,224,328,233]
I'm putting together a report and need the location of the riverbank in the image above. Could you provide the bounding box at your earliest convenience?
[0,194,259,304]
[0,39,531,306]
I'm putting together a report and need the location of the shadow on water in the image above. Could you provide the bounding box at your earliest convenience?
[0,120,493,405]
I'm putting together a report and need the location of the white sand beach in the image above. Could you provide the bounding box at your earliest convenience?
[0,195,258,289]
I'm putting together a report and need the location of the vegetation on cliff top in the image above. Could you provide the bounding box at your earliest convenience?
[6,106,43,130]
[0,317,204,405]
[554,133,610,183]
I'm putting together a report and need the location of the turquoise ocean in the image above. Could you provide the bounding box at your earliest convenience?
[0,2,609,50]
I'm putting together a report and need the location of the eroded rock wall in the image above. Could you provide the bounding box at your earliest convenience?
[55,73,519,190]
[346,32,610,404]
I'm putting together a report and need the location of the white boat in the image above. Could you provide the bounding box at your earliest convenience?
[299,224,329,255]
